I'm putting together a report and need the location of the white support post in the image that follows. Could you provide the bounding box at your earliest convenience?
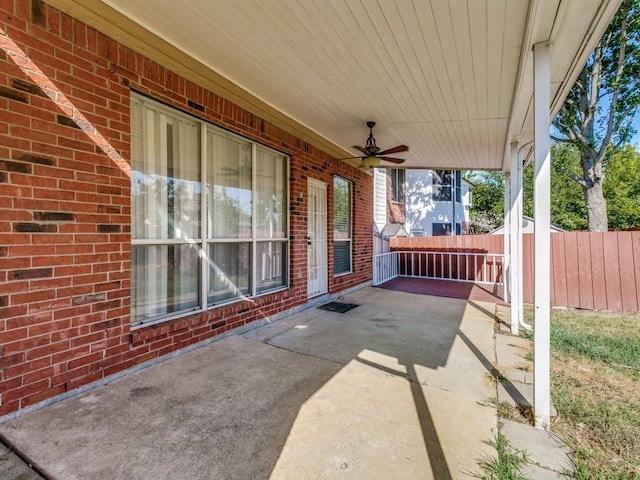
[533,42,551,429]
[510,142,526,335]
[503,171,511,303]
[515,145,525,331]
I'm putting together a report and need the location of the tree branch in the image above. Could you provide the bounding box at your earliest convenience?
[599,0,631,159]
[555,120,591,149]
[553,161,588,188]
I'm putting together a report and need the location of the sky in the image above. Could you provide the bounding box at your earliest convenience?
[632,111,640,149]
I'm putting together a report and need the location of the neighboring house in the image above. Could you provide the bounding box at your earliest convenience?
[491,216,566,235]
[374,168,472,237]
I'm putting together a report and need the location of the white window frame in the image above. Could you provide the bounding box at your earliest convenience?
[390,168,405,203]
[131,94,289,327]
[333,176,352,276]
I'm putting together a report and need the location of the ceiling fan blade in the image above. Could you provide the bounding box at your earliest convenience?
[378,144,409,156]
[379,156,406,164]
[335,155,364,161]
[351,145,369,155]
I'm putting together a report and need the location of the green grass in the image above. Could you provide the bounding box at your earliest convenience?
[475,423,530,480]
[549,310,640,376]
[522,307,640,478]
[552,369,640,478]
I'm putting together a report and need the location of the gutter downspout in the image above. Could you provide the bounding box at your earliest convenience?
[452,170,456,236]
[512,141,534,333]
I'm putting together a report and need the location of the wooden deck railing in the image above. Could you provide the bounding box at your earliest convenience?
[373,250,504,287]
[390,231,640,313]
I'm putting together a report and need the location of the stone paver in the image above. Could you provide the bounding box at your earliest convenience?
[493,328,568,479]
[501,419,572,475]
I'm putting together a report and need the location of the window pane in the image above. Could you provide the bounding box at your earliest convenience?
[256,241,286,292]
[391,169,405,203]
[132,244,200,325]
[334,241,351,275]
[432,186,451,202]
[256,149,287,239]
[333,177,351,239]
[432,170,452,202]
[207,130,252,239]
[333,177,351,275]
[433,170,452,186]
[131,98,201,240]
[432,223,452,236]
[208,243,251,304]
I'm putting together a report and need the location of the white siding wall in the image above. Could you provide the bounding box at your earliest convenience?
[405,170,435,235]
[405,170,470,236]
[461,180,472,224]
[373,168,387,232]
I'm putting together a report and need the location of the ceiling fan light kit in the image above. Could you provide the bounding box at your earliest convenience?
[346,121,409,169]
[361,156,381,167]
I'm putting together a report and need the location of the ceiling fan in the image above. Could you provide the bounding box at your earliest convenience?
[344,121,408,169]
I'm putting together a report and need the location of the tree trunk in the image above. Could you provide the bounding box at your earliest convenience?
[583,180,608,231]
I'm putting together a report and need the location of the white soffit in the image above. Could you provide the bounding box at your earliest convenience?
[90,0,616,171]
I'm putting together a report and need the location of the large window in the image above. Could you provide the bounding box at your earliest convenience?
[333,177,352,276]
[131,95,288,326]
[432,170,452,202]
[390,169,405,203]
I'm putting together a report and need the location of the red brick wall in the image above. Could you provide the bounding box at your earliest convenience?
[0,1,372,416]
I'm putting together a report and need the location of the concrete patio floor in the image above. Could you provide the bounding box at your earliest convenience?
[1,287,504,479]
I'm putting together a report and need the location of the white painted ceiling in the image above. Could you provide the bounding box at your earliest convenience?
[101,0,617,172]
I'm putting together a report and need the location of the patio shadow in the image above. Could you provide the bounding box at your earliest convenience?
[0,287,497,480]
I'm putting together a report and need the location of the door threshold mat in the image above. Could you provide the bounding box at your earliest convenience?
[317,301,360,313]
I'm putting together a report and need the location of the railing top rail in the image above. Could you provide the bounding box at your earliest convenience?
[390,250,503,257]
[373,251,398,258]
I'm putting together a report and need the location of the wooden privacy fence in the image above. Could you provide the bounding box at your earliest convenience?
[391,231,640,313]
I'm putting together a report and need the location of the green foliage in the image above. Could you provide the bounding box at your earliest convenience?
[522,142,640,230]
[522,144,590,231]
[465,171,504,233]
[551,0,640,230]
[550,144,589,230]
[604,144,640,230]
[468,140,639,232]
[555,0,640,149]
